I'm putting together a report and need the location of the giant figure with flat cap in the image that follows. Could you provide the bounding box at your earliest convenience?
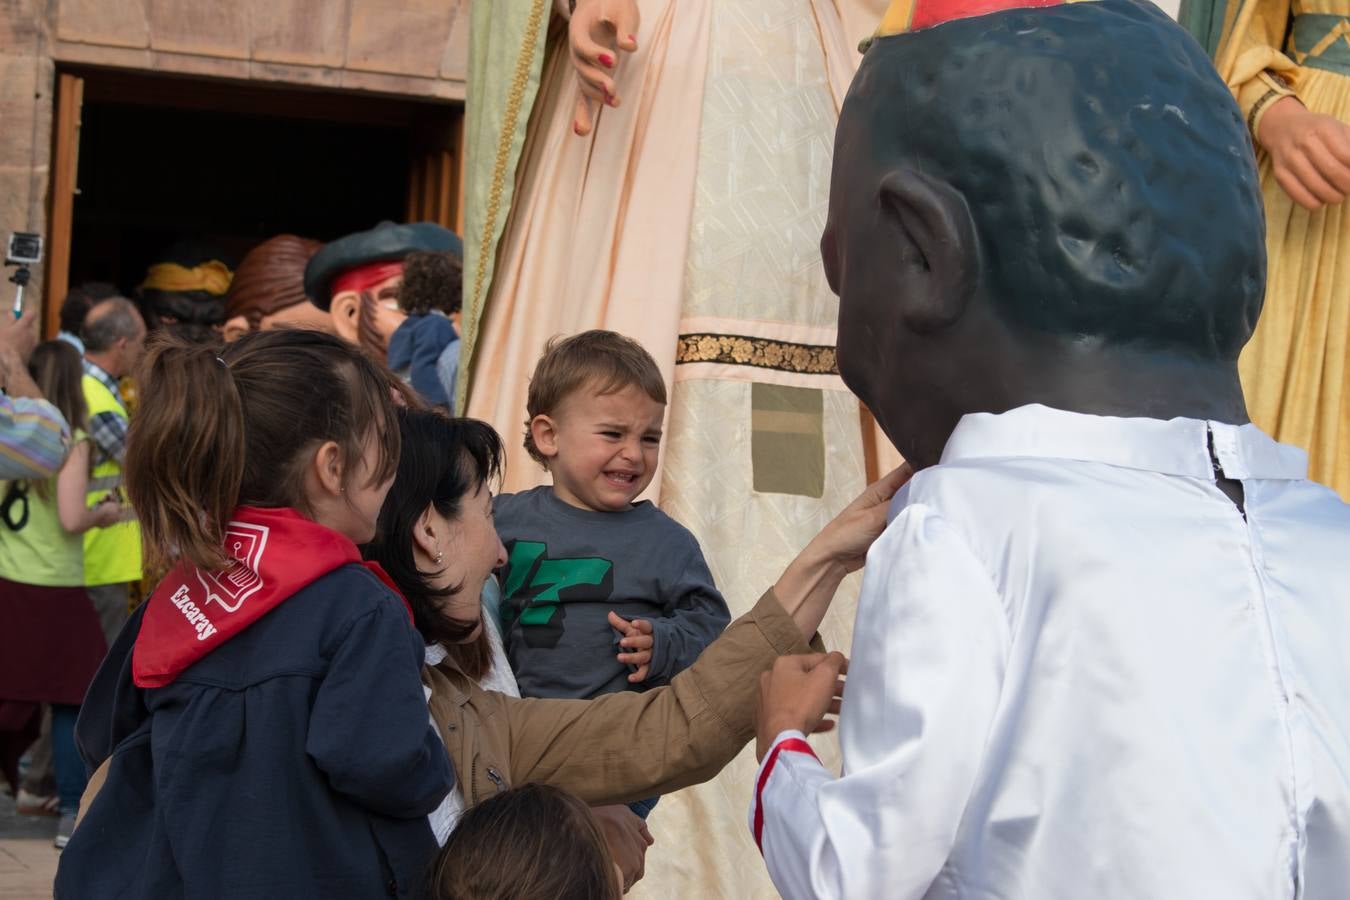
[305,222,460,363]
[750,0,1350,897]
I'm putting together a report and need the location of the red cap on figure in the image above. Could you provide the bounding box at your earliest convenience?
[874,0,1089,36]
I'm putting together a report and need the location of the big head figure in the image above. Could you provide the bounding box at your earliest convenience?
[828,0,1267,467]
[223,235,327,342]
[304,222,462,364]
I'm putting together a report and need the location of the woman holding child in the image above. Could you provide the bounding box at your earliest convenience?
[365,404,903,893]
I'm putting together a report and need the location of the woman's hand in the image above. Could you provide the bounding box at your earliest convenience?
[808,464,913,576]
[92,497,126,528]
[772,464,913,639]
[755,652,848,761]
[590,803,654,893]
[569,0,640,136]
[1257,96,1350,210]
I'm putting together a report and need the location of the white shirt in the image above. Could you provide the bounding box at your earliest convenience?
[752,404,1350,900]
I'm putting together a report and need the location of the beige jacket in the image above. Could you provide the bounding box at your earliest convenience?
[424,589,813,806]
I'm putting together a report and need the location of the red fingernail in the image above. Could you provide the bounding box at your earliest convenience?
[628,35,636,43]
[599,53,614,68]
[574,123,582,135]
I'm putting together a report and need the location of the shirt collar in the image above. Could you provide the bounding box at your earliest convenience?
[940,404,1307,481]
[82,358,123,403]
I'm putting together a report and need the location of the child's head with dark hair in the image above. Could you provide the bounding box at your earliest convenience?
[398,251,463,317]
[524,330,667,513]
[427,784,620,900]
[125,328,400,571]
[365,409,506,680]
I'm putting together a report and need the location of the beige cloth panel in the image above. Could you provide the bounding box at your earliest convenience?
[465,0,713,495]
[635,380,866,900]
[633,1,870,896]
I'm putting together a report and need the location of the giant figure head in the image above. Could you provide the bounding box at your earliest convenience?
[137,243,233,346]
[223,235,328,342]
[829,0,1266,467]
[304,222,462,363]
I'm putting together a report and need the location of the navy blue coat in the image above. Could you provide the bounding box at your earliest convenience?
[56,564,454,899]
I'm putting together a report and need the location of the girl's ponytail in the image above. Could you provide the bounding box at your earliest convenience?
[125,336,244,571]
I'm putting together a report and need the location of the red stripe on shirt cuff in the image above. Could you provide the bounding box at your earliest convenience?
[753,737,818,853]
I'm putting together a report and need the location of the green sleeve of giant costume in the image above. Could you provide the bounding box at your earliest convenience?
[457,0,554,412]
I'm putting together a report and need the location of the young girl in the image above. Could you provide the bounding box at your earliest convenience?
[55,329,453,899]
[0,341,127,846]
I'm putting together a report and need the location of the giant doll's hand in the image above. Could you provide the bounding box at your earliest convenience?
[569,0,640,137]
[1257,96,1350,210]
[755,652,849,761]
[591,803,655,893]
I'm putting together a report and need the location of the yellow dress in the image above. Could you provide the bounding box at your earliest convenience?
[1217,0,1350,498]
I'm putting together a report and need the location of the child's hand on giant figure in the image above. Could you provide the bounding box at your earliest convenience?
[609,611,654,682]
[755,652,849,762]
[1258,96,1350,210]
[569,0,640,136]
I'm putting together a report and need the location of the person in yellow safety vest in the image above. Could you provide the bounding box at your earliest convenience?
[79,298,147,640]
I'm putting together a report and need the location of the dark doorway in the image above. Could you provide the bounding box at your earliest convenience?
[46,67,462,328]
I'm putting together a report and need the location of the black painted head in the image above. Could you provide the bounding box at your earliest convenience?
[827,0,1265,466]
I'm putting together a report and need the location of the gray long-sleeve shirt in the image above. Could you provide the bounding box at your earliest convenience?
[493,486,731,700]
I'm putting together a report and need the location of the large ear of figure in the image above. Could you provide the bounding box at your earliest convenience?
[330,290,362,346]
[878,168,979,333]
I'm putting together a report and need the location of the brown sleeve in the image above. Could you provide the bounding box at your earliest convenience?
[500,588,812,805]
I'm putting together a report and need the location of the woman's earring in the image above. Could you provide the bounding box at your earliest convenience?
[435,550,444,564]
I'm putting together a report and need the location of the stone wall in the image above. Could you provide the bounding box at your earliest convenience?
[0,0,56,312]
[0,0,469,320]
[51,0,469,99]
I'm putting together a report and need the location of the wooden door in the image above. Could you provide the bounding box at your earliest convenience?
[44,72,84,338]
[405,111,465,233]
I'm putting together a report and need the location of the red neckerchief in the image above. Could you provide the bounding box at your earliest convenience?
[132,506,410,688]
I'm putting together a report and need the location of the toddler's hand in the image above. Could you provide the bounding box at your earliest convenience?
[608,610,654,682]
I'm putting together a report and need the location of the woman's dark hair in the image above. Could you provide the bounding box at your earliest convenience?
[365,409,502,679]
[427,784,619,900]
[28,341,87,435]
[125,328,399,571]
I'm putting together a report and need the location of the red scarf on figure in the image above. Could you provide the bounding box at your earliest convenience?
[132,506,409,688]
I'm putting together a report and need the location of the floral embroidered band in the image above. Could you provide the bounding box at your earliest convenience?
[676,333,839,376]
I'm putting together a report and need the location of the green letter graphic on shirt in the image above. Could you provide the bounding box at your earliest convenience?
[501,541,614,647]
